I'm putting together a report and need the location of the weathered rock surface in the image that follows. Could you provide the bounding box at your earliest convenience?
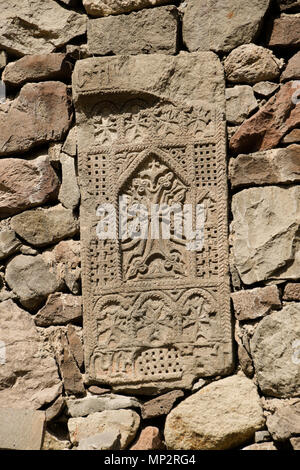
[5,255,61,310]
[3,54,72,88]
[226,85,258,125]
[290,437,300,450]
[83,0,169,16]
[59,154,80,210]
[231,186,300,284]
[224,44,283,84]
[266,402,300,441]
[141,390,184,420]
[251,303,300,398]
[0,50,6,70]
[255,430,272,443]
[34,293,82,327]
[62,127,77,158]
[66,395,140,417]
[253,81,279,97]
[230,82,300,154]
[45,396,65,422]
[73,53,225,108]
[88,6,178,56]
[77,430,121,450]
[0,408,45,450]
[0,155,59,218]
[164,376,265,450]
[283,283,300,301]
[0,82,72,156]
[268,14,300,48]
[11,205,79,247]
[231,286,281,321]
[66,325,84,370]
[0,230,21,260]
[44,240,81,295]
[42,431,70,451]
[130,427,164,450]
[0,300,61,409]
[277,0,300,11]
[68,410,140,449]
[242,442,277,450]
[0,0,87,56]
[182,0,271,53]
[282,129,300,144]
[281,52,300,81]
[229,145,300,187]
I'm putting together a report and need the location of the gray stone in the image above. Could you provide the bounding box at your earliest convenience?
[0,230,21,260]
[34,293,82,327]
[164,375,265,450]
[67,325,84,370]
[0,155,59,218]
[225,44,283,84]
[251,303,300,398]
[0,82,72,157]
[87,6,178,56]
[255,430,272,443]
[66,395,140,418]
[266,402,300,441]
[231,286,281,321]
[5,254,61,310]
[2,54,72,87]
[231,186,300,285]
[0,408,45,450]
[42,431,70,451]
[78,430,121,450]
[11,205,79,247]
[253,82,280,97]
[68,410,140,449]
[45,396,65,422]
[229,145,300,188]
[59,154,80,210]
[226,85,258,125]
[83,0,169,16]
[0,0,87,56]
[0,300,62,409]
[182,0,271,53]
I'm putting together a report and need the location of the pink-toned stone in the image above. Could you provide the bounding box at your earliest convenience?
[282,129,300,144]
[67,325,84,370]
[34,293,82,327]
[0,82,72,156]
[283,283,300,301]
[130,427,164,450]
[268,15,300,48]
[229,145,300,187]
[281,52,300,82]
[0,155,59,218]
[88,386,111,395]
[141,390,184,420]
[230,82,300,153]
[3,54,72,87]
[231,286,281,321]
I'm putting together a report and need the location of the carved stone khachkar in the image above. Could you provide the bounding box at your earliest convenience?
[73,53,232,393]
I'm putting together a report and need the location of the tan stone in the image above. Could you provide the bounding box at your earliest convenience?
[11,205,79,247]
[283,283,300,301]
[141,390,184,420]
[0,408,45,450]
[230,82,300,153]
[0,50,7,70]
[242,442,277,450]
[0,300,62,409]
[83,0,169,16]
[231,186,300,284]
[182,0,271,53]
[268,14,300,48]
[231,286,281,321]
[253,81,280,97]
[0,82,72,156]
[68,410,140,449]
[251,303,300,398]
[59,154,80,210]
[88,6,178,56]
[77,430,121,450]
[229,145,300,187]
[130,427,164,450]
[34,293,82,327]
[281,52,300,82]
[226,85,258,125]
[45,396,65,422]
[0,0,87,56]
[282,129,300,144]
[238,344,254,378]
[0,155,59,217]
[67,325,84,370]
[224,44,283,84]
[290,437,300,450]
[42,431,70,451]
[3,54,72,87]
[62,127,77,158]
[45,240,81,295]
[277,0,300,11]
[267,402,300,441]
[164,376,265,450]
[66,395,140,417]
[5,255,62,310]
[0,230,21,260]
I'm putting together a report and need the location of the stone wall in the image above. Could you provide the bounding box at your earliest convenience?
[0,0,299,451]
